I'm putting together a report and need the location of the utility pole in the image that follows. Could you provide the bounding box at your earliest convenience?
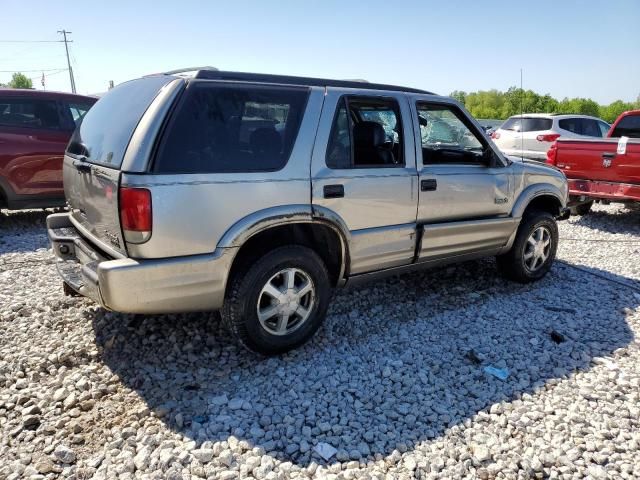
[57,29,76,93]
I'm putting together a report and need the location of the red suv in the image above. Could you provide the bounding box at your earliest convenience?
[0,89,96,210]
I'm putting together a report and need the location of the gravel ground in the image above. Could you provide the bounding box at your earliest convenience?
[1,204,639,480]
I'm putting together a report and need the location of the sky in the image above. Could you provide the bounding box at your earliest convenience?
[1,0,638,104]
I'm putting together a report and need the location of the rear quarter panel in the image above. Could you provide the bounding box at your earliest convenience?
[0,125,70,196]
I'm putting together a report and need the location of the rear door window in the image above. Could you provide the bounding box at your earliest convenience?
[558,118,580,134]
[0,97,61,129]
[154,83,309,173]
[66,75,172,167]
[580,119,600,137]
[501,117,552,132]
[559,118,601,137]
[611,115,640,138]
[326,96,404,169]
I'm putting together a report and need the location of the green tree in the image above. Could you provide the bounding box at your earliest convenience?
[449,90,467,104]
[598,100,635,123]
[446,86,637,123]
[8,73,33,89]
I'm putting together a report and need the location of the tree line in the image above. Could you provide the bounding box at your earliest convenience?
[0,73,34,89]
[450,87,640,123]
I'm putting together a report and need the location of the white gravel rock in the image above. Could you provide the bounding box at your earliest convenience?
[1,204,640,479]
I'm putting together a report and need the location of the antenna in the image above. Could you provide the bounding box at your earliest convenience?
[520,68,524,162]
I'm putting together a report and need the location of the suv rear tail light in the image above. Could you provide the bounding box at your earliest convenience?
[546,142,558,166]
[120,187,152,244]
[536,133,560,142]
[491,131,500,139]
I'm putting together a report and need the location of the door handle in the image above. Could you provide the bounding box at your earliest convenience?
[72,160,92,174]
[602,152,615,159]
[323,184,344,199]
[421,179,437,191]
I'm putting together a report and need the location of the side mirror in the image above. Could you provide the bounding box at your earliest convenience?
[483,148,501,167]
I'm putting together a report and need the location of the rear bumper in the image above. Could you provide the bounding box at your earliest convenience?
[47,212,236,314]
[568,179,640,202]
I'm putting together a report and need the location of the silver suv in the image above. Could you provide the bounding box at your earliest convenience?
[47,69,569,354]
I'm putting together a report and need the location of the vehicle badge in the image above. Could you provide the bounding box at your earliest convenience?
[603,157,612,168]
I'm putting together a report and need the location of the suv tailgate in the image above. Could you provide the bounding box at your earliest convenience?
[64,75,175,256]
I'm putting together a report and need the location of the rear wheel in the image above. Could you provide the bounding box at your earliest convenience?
[497,210,558,283]
[222,245,331,355]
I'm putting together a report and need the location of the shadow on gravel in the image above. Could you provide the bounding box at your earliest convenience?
[0,209,51,254]
[570,205,640,235]
[88,257,638,467]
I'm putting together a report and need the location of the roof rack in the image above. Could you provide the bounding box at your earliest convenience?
[163,66,219,76]
[181,70,432,94]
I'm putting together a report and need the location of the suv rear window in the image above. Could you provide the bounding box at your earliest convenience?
[154,83,309,174]
[612,115,640,138]
[66,76,172,167]
[500,117,552,132]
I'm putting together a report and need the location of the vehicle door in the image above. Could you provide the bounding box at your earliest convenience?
[410,97,517,261]
[0,95,70,196]
[311,89,418,275]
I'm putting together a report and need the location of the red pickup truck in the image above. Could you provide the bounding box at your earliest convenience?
[546,110,640,214]
[0,89,96,210]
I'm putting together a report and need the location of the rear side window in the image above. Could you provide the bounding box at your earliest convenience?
[501,117,552,132]
[154,83,309,173]
[0,98,61,129]
[67,76,172,167]
[597,121,610,136]
[612,115,640,138]
[65,101,95,127]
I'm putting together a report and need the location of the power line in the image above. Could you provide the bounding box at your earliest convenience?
[0,68,65,73]
[0,40,63,43]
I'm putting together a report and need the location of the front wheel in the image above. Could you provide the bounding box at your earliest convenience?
[222,245,331,355]
[497,210,559,283]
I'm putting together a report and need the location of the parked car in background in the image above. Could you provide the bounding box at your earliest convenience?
[47,69,568,354]
[0,89,96,210]
[491,114,610,161]
[546,110,640,214]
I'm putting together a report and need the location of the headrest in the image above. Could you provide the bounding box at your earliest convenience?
[250,127,282,155]
[353,121,386,148]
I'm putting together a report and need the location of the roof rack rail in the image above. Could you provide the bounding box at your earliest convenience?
[184,70,432,94]
[163,66,219,76]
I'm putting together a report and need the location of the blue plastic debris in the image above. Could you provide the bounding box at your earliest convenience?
[483,366,509,381]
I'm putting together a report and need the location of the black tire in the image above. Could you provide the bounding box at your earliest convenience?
[571,201,593,216]
[221,245,331,355]
[497,210,559,283]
